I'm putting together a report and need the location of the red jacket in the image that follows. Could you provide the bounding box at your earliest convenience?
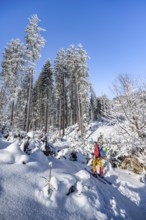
[94,144,100,157]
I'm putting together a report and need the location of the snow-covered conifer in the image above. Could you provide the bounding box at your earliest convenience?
[65,45,77,125]
[54,49,67,136]
[98,95,111,119]
[15,73,29,130]
[25,14,45,132]
[1,39,26,127]
[89,83,98,121]
[75,44,89,135]
[33,59,53,132]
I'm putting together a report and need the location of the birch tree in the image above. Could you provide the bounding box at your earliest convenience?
[111,74,146,142]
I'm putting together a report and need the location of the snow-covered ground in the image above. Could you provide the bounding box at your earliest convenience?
[0,123,146,220]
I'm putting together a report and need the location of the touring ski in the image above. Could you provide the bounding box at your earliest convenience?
[84,168,106,184]
[97,174,112,185]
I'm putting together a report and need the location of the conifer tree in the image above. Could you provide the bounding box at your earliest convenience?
[54,49,67,136]
[66,45,77,125]
[89,83,97,121]
[75,44,89,135]
[15,73,29,130]
[1,39,26,127]
[0,87,6,122]
[99,95,111,119]
[31,80,40,130]
[25,14,45,132]
[37,59,53,132]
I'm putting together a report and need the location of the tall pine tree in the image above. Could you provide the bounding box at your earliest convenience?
[25,14,45,132]
[1,39,26,127]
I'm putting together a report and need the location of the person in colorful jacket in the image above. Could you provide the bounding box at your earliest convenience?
[92,141,103,175]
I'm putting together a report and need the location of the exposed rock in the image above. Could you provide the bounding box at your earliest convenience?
[120,156,144,174]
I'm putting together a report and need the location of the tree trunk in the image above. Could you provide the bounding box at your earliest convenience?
[10,100,15,127]
[62,73,65,137]
[26,70,33,132]
[59,99,61,136]
[80,101,84,136]
[65,91,68,128]
[45,89,49,133]
[75,75,82,132]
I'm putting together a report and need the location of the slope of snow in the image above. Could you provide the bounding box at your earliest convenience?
[0,123,146,220]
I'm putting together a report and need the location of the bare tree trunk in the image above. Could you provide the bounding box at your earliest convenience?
[23,82,29,131]
[91,105,93,121]
[70,83,74,126]
[62,73,65,137]
[75,87,78,124]
[10,100,15,127]
[45,89,49,133]
[65,91,68,128]
[59,99,61,136]
[75,75,81,132]
[26,70,33,132]
[80,101,84,136]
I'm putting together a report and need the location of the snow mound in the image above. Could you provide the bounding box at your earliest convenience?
[0,141,29,164]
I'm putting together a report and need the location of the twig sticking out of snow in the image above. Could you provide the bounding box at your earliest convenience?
[40,162,53,194]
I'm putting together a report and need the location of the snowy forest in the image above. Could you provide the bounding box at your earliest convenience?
[0,14,146,220]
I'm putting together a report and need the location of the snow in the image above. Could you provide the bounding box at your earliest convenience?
[27,131,35,138]
[0,123,146,220]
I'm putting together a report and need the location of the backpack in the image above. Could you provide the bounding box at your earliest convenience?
[94,144,100,157]
[99,144,105,157]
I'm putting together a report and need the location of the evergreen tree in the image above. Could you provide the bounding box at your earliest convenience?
[31,80,40,130]
[54,49,67,136]
[1,39,26,127]
[25,14,45,132]
[66,45,78,126]
[37,59,53,132]
[15,73,29,130]
[0,87,6,122]
[75,44,89,135]
[99,95,111,119]
[89,83,97,121]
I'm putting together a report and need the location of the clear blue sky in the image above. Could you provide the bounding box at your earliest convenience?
[1,0,146,98]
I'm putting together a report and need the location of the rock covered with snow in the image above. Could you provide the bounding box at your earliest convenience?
[119,156,143,174]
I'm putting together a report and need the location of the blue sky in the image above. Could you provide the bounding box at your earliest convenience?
[0,0,146,98]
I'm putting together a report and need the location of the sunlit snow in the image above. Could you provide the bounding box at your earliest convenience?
[0,122,146,220]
